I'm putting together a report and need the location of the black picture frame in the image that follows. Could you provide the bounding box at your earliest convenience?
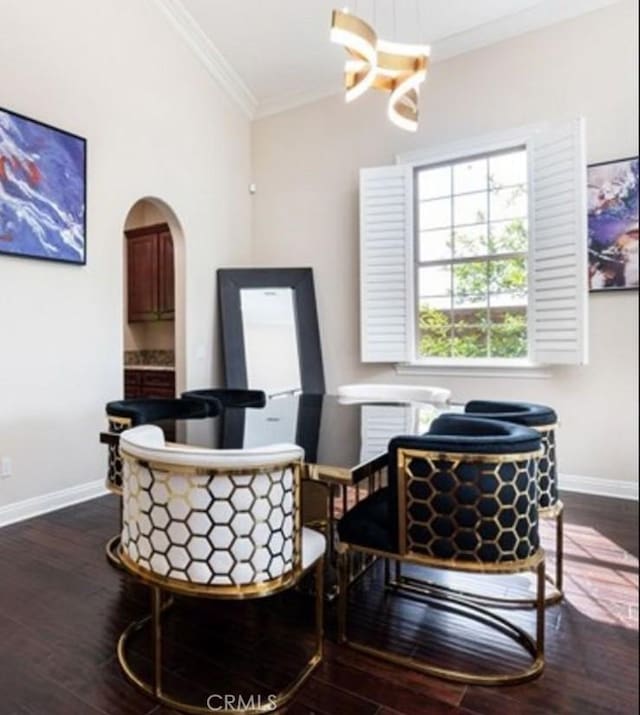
[587,155,638,293]
[217,267,326,394]
[0,106,87,266]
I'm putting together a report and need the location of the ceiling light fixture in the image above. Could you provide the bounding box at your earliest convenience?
[330,7,430,132]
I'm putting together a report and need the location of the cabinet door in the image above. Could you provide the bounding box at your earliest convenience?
[158,230,175,320]
[124,369,142,399]
[127,234,159,322]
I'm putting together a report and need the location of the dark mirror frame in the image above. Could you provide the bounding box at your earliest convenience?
[217,268,326,394]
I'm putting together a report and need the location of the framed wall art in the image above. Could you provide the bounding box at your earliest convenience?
[0,106,86,265]
[588,156,638,292]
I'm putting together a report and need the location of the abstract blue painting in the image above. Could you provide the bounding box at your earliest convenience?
[588,156,638,291]
[0,107,86,265]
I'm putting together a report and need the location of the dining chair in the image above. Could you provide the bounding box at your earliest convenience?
[463,400,563,603]
[103,397,212,568]
[117,424,325,714]
[337,414,545,685]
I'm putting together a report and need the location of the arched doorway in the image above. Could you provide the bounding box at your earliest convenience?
[121,197,185,398]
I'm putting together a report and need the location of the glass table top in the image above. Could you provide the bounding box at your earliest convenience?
[154,394,457,484]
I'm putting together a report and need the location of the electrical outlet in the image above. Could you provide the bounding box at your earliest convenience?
[0,457,12,478]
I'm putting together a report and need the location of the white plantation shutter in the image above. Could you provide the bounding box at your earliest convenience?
[529,118,589,365]
[359,404,417,463]
[360,165,413,362]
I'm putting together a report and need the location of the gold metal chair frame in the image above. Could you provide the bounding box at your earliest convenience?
[116,455,324,714]
[338,545,545,685]
[381,423,564,609]
[385,501,563,609]
[104,414,132,569]
[337,446,546,685]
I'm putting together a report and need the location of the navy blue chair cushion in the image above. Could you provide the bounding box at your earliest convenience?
[337,487,394,553]
[105,397,210,427]
[465,400,557,428]
[181,388,266,412]
[339,416,541,555]
[407,415,542,454]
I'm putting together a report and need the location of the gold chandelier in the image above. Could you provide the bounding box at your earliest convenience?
[330,8,430,132]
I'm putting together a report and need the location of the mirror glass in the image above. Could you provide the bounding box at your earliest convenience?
[243,393,300,447]
[240,287,302,396]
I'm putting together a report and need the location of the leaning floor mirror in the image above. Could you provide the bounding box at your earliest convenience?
[217,268,326,396]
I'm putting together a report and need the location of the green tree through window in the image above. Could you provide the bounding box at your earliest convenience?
[417,149,528,359]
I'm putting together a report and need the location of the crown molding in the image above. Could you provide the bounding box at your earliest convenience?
[154,0,258,118]
[254,85,341,120]
[156,0,622,122]
[430,0,622,63]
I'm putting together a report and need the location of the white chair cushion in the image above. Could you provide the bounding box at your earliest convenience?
[337,383,451,404]
[301,527,326,570]
[120,424,304,469]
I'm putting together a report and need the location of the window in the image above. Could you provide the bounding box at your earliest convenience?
[416,148,529,360]
[359,120,589,368]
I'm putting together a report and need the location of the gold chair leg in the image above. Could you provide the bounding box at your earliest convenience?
[315,559,325,659]
[536,559,546,658]
[337,548,349,643]
[105,494,124,569]
[339,547,545,685]
[383,558,391,587]
[118,565,324,714]
[555,505,564,596]
[152,586,162,698]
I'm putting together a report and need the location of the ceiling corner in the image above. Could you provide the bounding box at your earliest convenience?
[154,0,258,119]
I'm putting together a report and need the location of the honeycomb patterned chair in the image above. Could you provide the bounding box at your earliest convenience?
[463,400,563,602]
[117,424,325,714]
[337,415,545,685]
[104,397,212,568]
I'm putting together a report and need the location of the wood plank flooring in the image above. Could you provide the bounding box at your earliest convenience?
[0,491,636,715]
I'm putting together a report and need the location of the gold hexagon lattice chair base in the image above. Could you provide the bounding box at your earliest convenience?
[117,561,324,715]
[338,547,546,686]
[336,444,546,684]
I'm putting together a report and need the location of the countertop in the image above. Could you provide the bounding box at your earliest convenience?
[124,365,175,371]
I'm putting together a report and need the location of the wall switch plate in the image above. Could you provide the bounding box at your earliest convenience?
[0,457,11,478]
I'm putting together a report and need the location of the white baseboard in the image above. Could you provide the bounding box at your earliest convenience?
[560,473,639,501]
[0,473,635,530]
[0,479,108,529]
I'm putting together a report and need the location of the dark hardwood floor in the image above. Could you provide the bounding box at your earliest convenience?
[0,491,637,715]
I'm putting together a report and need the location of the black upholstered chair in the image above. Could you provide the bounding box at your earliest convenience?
[181,388,266,412]
[463,400,562,601]
[104,397,211,568]
[337,415,545,685]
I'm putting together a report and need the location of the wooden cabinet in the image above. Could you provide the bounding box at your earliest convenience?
[126,223,174,322]
[124,369,175,399]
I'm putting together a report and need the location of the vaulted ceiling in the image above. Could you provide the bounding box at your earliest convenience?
[157,0,622,118]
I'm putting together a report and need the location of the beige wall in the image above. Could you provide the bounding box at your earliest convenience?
[252,0,639,490]
[0,0,252,509]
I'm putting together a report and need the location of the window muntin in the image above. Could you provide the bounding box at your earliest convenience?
[416,147,528,360]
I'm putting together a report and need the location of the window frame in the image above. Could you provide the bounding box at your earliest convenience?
[413,146,530,364]
[396,125,543,369]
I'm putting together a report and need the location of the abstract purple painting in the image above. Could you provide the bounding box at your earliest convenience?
[588,156,638,291]
[0,107,86,265]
